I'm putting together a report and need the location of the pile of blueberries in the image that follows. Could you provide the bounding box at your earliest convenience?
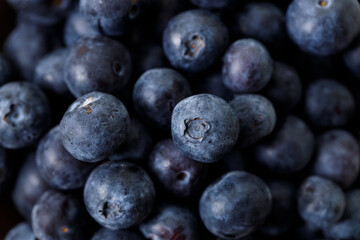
[2,0,360,239]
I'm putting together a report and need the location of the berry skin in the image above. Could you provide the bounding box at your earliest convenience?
[163,9,229,72]
[64,36,132,97]
[230,94,276,147]
[133,68,192,130]
[344,189,360,220]
[3,22,60,81]
[0,82,51,149]
[60,92,130,162]
[199,171,272,239]
[222,39,273,93]
[234,3,287,48]
[261,62,302,113]
[36,126,96,190]
[254,115,315,173]
[305,79,355,128]
[190,0,239,9]
[5,222,36,240]
[34,48,70,96]
[323,219,360,240]
[0,54,12,86]
[64,9,100,47]
[84,161,156,230]
[32,190,88,240]
[12,152,51,221]
[91,228,144,240]
[80,0,150,36]
[286,0,360,55]
[140,203,199,240]
[6,0,73,25]
[149,139,208,198]
[171,94,240,163]
[312,130,360,188]
[297,176,345,229]
[109,118,152,163]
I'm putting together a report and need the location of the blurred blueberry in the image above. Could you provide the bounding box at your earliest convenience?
[5,222,36,240]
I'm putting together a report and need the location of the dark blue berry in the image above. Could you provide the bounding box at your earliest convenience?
[297,176,345,229]
[323,219,360,240]
[109,118,152,163]
[305,79,355,128]
[0,82,51,149]
[60,92,130,162]
[190,0,238,9]
[230,94,276,147]
[34,48,70,96]
[36,126,96,190]
[92,228,144,240]
[222,39,273,93]
[312,130,360,188]
[140,203,199,240]
[149,139,208,198]
[199,171,272,239]
[0,54,12,86]
[163,9,229,72]
[12,152,51,221]
[79,0,150,36]
[286,0,360,55]
[261,62,302,112]
[64,36,132,97]
[345,190,360,220]
[133,68,192,130]
[254,115,315,173]
[84,161,156,229]
[3,22,60,80]
[32,190,88,240]
[171,94,239,163]
[0,147,10,194]
[233,3,287,48]
[5,222,36,240]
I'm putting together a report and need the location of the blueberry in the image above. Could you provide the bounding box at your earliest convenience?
[149,139,208,198]
[109,118,152,163]
[305,79,355,128]
[233,3,287,48]
[36,126,96,190]
[222,39,273,93]
[344,190,360,220]
[34,48,70,96]
[130,44,165,77]
[64,9,100,47]
[6,0,73,25]
[199,171,272,239]
[323,219,360,240]
[0,54,12,86]
[212,150,249,176]
[163,9,229,72]
[0,82,51,149]
[12,152,51,221]
[254,115,315,173]
[230,94,276,147]
[192,72,234,102]
[189,0,238,9]
[64,36,132,97]
[32,190,88,240]
[92,228,144,240]
[84,161,156,229]
[261,61,302,112]
[261,180,296,236]
[171,94,239,163]
[3,22,61,80]
[286,0,360,55]
[133,68,192,130]
[140,203,199,240]
[344,41,360,79]
[298,176,345,229]
[0,147,10,194]
[60,92,130,162]
[312,130,360,188]
[5,222,36,240]
[80,0,150,36]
